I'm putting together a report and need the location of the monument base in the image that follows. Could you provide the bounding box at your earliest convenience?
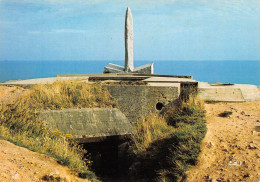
[104,62,154,74]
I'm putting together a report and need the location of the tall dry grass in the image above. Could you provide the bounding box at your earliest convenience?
[132,113,175,154]
[29,81,117,109]
[0,81,116,181]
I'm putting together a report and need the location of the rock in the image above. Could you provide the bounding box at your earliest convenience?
[248,144,258,149]
[203,175,210,179]
[42,171,65,182]
[228,161,242,166]
[235,144,241,150]
[207,142,214,148]
[243,173,250,178]
[241,111,245,115]
[2,150,7,154]
[230,107,238,112]
[11,172,19,180]
[216,177,225,181]
[222,148,228,152]
[218,111,233,117]
[256,120,260,122]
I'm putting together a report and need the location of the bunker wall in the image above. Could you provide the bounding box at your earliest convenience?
[38,108,131,139]
[103,85,180,122]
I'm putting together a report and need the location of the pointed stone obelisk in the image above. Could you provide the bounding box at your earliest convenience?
[104,7,153,74]
[124,7,134,72]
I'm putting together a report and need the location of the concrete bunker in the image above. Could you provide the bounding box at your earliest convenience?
[39,108,132,179]
[38,74,199,179]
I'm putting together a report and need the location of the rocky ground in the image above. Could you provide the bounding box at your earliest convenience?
[186,101,260,182]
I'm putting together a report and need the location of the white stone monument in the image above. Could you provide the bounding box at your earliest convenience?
[104,7,154,74]
[124,7,134,72]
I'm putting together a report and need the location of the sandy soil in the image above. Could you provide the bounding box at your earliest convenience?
[0,140,89,182]
[186,101,260,182]
[0,86,27,103]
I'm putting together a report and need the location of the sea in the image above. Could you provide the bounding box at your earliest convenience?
[0,60,259,86]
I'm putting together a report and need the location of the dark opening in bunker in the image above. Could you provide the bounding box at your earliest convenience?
[156,102,164,110]
[81,135,132,181]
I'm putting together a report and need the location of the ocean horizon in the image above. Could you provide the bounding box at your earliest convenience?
[0,60,259,86]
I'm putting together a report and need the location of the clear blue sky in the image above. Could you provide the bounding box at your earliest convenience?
[0,0,259,61]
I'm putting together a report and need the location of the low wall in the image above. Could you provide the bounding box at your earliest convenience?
[198,88,245,102]
[198,82,260,102]
[103,85,180,122]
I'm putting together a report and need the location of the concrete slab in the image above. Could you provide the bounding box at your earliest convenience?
[143,77,197,83]
[0,77,89,86]
[147,82,180,87]
[57,73,192,79]
[198,82,260,102]
[38,108,132,140]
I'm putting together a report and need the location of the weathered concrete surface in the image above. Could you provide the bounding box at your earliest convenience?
[125,7,134,72]
[0,74,194,85]
[38,108,132,139]
[0,77,89,86]
[58,73,192,79]
[144,77,197,84]
[104,63,125,73]
[133,63,154,74]
[103,85,179,122]
[198,82,260,102]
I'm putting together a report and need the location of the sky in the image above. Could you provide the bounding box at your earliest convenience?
[0,0,259,61]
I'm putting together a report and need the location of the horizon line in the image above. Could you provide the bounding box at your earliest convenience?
[1,60,260,62]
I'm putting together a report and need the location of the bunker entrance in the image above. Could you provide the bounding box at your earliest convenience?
[81,135,132,181]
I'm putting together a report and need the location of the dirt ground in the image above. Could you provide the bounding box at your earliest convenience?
[186,101,260,182]
[0,86,27,103]
[0,140,89,182]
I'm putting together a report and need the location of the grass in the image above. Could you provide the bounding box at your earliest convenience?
[131,113,175,154]
[131,91,207,182]
[0,81,117,181]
